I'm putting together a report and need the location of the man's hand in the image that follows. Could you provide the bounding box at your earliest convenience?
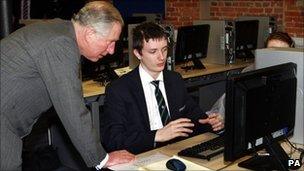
[199,113,224,131]
[155,118,194,142]
[104,150,135,168]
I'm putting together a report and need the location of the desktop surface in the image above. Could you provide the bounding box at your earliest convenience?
[135,132,303,171]
[135,133,245,170]
[175,59,253,79]
[82,59,253,97]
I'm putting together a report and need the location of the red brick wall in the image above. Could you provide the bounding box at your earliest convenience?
[164,0,304,37]
[284,0,304,37]
[210,0,284,28]
[165,0,200,27]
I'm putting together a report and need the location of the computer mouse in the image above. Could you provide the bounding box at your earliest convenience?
[166,158,186,171]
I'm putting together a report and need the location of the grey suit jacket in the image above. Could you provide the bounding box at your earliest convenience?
[0,19,105,167]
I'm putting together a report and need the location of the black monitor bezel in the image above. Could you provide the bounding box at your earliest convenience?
[234,20,259,59]
[174,24,210,63]
[224,62,297,163]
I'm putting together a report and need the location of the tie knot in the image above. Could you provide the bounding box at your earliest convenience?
[151,80,160,88]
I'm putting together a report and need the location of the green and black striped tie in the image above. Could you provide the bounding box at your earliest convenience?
[151,80,170,126]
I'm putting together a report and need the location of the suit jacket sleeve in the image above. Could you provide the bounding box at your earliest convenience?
[101,83,157,154]
[177,73,211,135]
[35,36,105,167]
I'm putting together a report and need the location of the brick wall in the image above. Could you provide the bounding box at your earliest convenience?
[165,0,200,27]
[209,0,284,29]
[164,0,304,37]
[284,0,304,37]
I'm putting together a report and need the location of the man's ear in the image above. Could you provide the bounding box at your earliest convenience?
[133,49,142,60]
[84,26,96,43]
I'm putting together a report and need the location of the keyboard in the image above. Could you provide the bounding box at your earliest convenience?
[178,136,224,161]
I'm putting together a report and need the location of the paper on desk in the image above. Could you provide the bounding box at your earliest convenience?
[114,67,132,77]
[109,153,211,171]
[109,152,170,170]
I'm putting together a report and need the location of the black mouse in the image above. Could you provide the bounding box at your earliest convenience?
[166,158,186,171]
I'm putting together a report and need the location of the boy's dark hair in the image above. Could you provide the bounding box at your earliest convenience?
[266,31,295,48]
[132,22,168,54]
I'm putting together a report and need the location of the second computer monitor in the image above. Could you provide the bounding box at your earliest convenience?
[235,20,259,59]
[224,62,297,170]
[175,24,210,69]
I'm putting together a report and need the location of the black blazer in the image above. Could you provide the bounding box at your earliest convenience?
[100,67,211,154]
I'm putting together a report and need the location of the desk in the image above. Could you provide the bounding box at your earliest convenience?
[175,59,252,79]
[136,133,303,170]
[82,80,105,98]
[82,60,253,97]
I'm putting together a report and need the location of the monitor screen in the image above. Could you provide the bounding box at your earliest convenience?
[224,62,297,170]
[235,20,259,59]
[174,24,210,69]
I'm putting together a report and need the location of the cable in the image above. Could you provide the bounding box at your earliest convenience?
[284,136,304,166]
[284,137,304,153]
[300,151,304,164]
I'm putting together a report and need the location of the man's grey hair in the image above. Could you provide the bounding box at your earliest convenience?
[72,1,124,37]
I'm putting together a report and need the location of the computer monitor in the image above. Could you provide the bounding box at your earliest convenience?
[81,39,123,83]
[193,20,235,65]
[174,24,210,70]
[235,20,259,59]
[236,16,276,49]
[255,48,304,144]
[121,16,147,49]
[224,62,297,170]
[128,24,140,70]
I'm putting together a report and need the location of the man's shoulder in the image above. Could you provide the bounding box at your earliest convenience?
[15,19,75,50]
[163,70,183,81]
[106,68,138,90]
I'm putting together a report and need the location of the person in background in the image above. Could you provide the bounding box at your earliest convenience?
[0,1,134,170]
[209,31,295,117]
[100,22,224,154]
[266,31,295,48]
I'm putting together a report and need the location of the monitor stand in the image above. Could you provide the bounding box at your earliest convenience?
[181,57,206,71]
[244,49,255,59]
[238,135,290,171]
[236,47,255,61]
[192,57,206,69]
[93,64,119,84]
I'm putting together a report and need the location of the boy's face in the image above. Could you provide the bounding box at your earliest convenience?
[134,37,168,78]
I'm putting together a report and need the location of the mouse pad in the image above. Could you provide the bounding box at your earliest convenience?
[138,155,211,170]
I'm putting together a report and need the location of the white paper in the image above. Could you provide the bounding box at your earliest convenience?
[109,152,170,170]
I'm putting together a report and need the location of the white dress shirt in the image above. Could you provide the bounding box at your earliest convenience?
[95,154,109,170]
[139,64,171,131]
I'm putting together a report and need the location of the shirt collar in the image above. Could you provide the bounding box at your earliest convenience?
[139,64,164,86]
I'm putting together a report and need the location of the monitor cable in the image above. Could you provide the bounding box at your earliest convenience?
[284,136,304,165]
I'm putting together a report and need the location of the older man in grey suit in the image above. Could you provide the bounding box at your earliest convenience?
[0,1,134,170]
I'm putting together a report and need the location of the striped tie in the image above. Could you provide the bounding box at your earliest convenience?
[151,80,170,126]
[21,0,30,19]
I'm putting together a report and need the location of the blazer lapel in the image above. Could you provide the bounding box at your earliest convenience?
[129,67,151,130]
[163,71,179,121]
